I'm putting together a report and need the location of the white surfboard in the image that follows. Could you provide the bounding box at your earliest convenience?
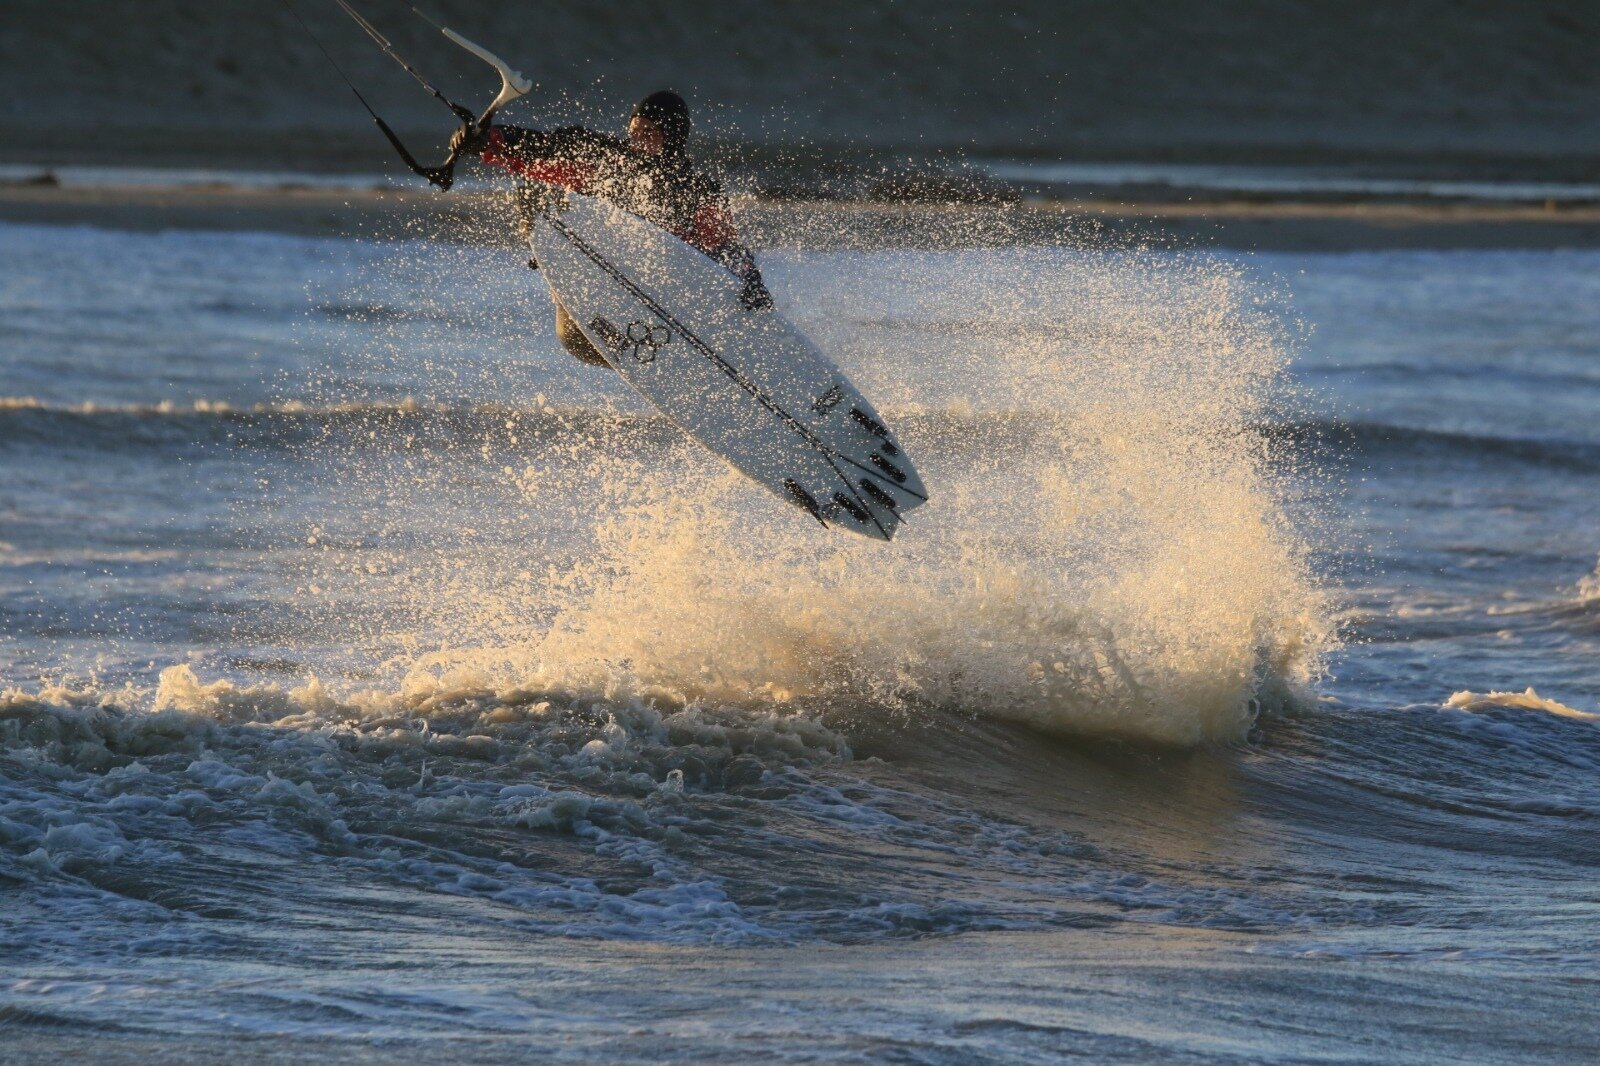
[530,191,927,540]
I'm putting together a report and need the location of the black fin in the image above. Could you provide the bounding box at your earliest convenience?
[859,479,898,509]
[851,407,898,453]
[833,492,871,523]
[784,479,828,526]
[869,453,907,483]
[850,407,888,437]
[588,316,626,353]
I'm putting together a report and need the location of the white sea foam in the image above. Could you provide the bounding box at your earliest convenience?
[1578,557,1600,602]
[1444,687,1598,721]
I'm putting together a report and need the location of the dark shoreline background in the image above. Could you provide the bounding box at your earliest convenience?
[4,0,1598,177]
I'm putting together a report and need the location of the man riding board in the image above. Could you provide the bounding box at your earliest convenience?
[450,90,773,367]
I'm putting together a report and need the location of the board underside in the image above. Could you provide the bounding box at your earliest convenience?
[530,192,926,540]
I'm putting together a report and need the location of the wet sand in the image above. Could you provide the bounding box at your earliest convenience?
[5,180,1600,251]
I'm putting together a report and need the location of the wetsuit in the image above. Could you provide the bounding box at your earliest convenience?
[478,124,771,365]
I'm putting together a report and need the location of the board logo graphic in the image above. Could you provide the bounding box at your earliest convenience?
[589,316,672,364]
[812,384,844,414]
[624,320,671,363]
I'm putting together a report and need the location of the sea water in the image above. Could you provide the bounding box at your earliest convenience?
[1,219,1596,1061]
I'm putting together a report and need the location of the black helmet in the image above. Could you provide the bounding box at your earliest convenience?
[631,90,690,152]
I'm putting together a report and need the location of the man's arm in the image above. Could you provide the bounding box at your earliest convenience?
[692,195,774,310]
[717,243,774,311]
[452,124,626,192]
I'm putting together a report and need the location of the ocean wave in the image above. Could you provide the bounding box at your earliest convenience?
[0,668,1315,952]
[0,669,864,948]
[1267,419,1600,472]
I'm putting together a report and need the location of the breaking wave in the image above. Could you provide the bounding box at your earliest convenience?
[0,665,1313,954]
[272,242,1335,746]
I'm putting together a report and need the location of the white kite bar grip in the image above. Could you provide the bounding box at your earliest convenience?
[440,27,532,115]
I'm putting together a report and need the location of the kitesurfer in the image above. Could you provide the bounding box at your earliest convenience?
[450,90,773,367]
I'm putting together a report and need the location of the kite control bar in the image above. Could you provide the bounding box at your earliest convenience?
[289,0,531,190]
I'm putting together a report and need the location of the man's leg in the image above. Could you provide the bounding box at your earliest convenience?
[551,292,612,367]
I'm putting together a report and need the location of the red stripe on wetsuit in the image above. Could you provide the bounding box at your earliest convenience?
[480,127,738,257]
[481,128,593,192]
